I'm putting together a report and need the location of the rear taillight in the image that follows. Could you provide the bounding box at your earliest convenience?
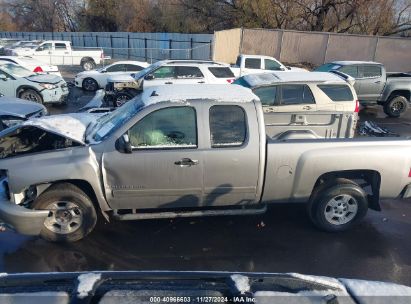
[226,79,234,83]
[354,100,360,113]
[408,168,411,177]
[33,66,43,72]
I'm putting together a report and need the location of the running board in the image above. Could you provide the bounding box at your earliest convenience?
[113,205,267,221]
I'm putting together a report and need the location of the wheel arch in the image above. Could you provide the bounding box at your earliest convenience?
[80,56,95,64]
[387,90,411,102]
[35,179,110,221]
[16,85,42,97]
[311,170,381,211]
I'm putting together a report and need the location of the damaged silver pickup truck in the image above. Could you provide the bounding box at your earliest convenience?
[1,84,411,242]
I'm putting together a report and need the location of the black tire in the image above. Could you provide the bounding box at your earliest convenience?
[81,59,96,71]
[82,77,99,91]
[114,92,133,107]
[383,96,408,118]
[307,178,368,232]
[32,183,97,242]
[19,89,43,104]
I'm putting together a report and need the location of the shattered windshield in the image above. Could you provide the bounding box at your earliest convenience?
[91,95,145,141]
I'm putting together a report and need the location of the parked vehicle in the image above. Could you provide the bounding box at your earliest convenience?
[74,60,149,91]
[231,54,308,77]
[105,60,236,106]
[0,94,47,131]
[0,56,61,76]
[234,72,359,139]
[3,40,41,56]
[314,61,411,117]
[0,84,410,242]
[0,62,68,104]
[11,40,106,71]
[0,39,21,55]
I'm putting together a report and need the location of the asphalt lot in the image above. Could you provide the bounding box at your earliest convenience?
[0,66,411,286]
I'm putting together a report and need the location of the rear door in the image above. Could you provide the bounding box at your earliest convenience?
[51,42,70,65]
[202,103,260,206]
[357,65,385,101]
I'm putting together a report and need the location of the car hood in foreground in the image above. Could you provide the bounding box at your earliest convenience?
[0,271,410,304]
[21,113,98,144]
[0,96,46,119]
[25,73,64,84]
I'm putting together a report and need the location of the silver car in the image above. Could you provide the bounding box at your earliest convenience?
[0,62,68,104]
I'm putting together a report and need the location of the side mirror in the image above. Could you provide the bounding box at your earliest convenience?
[144,74,155,80]
[286,66,292,70]
[116,133,132,153]
[101,69,107,73]
[0,74,7,81]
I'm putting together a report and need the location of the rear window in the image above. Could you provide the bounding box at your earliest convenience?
[208,67,234,78]
[280,85,315,105]
[245,58,261,69]
[318,85,354,102]
[175,66,204,79]
[362,65,382,78]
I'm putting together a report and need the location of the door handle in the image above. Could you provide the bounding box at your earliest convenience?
[303,106,312,110]
[198,81,205,83]
[374,81,381,84]
[174,158,199,167]
[165,82,173,84]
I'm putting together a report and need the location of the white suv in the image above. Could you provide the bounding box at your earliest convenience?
[133,60,236,89]
[105,60,236,106]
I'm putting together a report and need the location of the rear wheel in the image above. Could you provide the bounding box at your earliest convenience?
[308,179,368,232]
[19,89,43,104]
[82,77,99,91]
[81,60,96,71]
[33,183,97,242]
[384,96,408,118]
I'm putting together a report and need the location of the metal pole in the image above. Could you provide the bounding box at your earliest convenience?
[144,38,148,62]
[127,34,130,59]
[110,34,114,59]
[373,37,380,61]
[190,38,193,59]
[96,35,99,47]
[169,39,172,59]
[83,34,86,47]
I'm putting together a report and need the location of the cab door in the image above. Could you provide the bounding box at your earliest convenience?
[102,105,204,210]
[143,66,176,88]
[32,43,53,64]
[357,65,385,102]
[51,42,70,65]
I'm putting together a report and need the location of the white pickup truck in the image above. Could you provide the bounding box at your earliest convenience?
[11,40,106,71]
[231,54,308,77]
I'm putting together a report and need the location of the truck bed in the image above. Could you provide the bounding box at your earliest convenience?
[262,137,411,203]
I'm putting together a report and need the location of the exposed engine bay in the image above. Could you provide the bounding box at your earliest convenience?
[0,126,81,159]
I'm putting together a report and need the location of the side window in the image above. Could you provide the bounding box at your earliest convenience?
[125,64,144,72]
[338,65,358,78]
[106,64,126,72]
[55,43,67,50]
[318,85,354,102]
[37,43,52,51]
[152,66,175,79]
[175,66,204,79]
[244,58,261,69]
[264,59,282,71]
[208,67,235,78]
[209,105,247,148]
[129,107,197,149]
[253,86,277,106]
[362,65,382,78]
[280,85,315,105]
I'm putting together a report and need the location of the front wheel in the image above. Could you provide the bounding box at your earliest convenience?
[384,96,408,118]
[33,183,97,242]
[82,77,99,91]
[114,92,134,107]
[308,179,368,232]
[19,89,43,104]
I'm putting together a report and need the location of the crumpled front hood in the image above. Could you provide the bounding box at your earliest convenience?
[25,74,63,84]
[22,113,98,144]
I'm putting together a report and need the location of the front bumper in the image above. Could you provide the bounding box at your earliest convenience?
[41,86,69,103]
[0,199,49,235]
